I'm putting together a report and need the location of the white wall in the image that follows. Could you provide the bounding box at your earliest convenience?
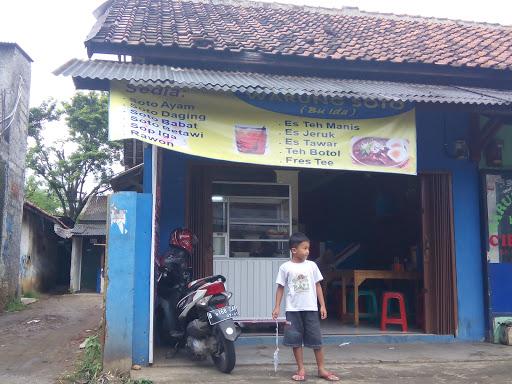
[214,258,287,319]
[70,237,83,292]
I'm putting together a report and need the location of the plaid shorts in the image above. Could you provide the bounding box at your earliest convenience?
[283,311,323,349]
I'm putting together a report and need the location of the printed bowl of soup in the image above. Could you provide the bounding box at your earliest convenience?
[350,137,410,167]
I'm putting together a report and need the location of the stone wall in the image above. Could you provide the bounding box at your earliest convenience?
[0,43,31,309]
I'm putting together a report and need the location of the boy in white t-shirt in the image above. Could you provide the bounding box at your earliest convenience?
[272,233,339,382]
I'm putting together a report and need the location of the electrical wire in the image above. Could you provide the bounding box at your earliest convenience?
[0,75,25,137]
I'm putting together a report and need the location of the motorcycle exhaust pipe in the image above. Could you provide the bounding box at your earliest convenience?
[186,319,210,338]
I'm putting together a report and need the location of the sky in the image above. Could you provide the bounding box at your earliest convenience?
[1,0,511,109]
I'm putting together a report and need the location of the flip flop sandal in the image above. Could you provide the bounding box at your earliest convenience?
[292,373,306,381]
[318,372,340,381]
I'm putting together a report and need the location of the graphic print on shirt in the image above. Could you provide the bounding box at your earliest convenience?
[292,273,310,293]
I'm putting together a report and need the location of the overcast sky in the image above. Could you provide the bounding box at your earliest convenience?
[1,0,511,108]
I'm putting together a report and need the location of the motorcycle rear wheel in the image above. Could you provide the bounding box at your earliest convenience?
[211,329,236,373]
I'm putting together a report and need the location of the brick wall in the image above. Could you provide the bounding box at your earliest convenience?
[0,43,31,309]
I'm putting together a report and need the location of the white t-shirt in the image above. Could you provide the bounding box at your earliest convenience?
[276,260,323,312]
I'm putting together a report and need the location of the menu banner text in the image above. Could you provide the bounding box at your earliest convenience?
[109,81,417,174]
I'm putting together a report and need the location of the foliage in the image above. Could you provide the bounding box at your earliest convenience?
[27,98,62,141]
[4,298,26,312]
[22,290,40,299]
[61,334,153,384]
[24,175,62,215]
[27,92,122,221]
[66,335,103,383]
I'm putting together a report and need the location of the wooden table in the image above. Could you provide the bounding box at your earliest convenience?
[324,269,420,327]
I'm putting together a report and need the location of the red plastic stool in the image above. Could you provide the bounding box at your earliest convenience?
[381,292,408,332]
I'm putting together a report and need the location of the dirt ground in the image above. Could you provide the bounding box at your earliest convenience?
[0,293,102,384]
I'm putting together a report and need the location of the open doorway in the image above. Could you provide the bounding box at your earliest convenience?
[180,163,457,338]
[300,170,424,334]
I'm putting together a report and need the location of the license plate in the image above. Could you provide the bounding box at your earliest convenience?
[207,305,239,325]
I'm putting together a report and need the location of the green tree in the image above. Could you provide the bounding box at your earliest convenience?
[24,175,62,215]
[27,92,122,221]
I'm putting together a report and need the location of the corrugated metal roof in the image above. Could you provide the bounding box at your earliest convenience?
[77,195,108,223]
[54,195,107,239]
[54,223,107,239]
[54,59,512,106]
[54,224,72,239]
[71,223,106,236]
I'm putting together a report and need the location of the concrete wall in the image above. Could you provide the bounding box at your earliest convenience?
[0,44,31,308]
[70,237,83,292]
[103,192,152,371]
[19,209,61,293]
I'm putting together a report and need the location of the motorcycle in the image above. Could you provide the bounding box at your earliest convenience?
[156,228,241,373]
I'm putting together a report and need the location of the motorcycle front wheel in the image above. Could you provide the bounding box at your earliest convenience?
[211,328,236,373]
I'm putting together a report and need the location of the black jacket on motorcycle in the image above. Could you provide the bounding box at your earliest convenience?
[157,245,191,299]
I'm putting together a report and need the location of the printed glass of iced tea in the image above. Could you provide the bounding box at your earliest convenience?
[234,125,267,155]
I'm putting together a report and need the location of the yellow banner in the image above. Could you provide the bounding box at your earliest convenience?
[109,81,417,174]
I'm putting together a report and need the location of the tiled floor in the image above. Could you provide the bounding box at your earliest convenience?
[321,318,422,335]
[238,317,422,336]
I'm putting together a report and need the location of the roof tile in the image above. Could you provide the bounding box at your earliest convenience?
[87,0,512,71]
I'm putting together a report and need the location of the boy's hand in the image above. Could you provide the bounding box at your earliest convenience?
[320,305,327,320]
[272,307,280,320]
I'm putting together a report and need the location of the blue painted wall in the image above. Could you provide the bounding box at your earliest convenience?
[156,150,188,254]
[489,263,512,315]
[142,147,188,254]
[104,192,152,370]
[132,193,153,364]
[416,106,485,340]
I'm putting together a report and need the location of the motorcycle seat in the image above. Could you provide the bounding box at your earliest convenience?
[188,275,226,290]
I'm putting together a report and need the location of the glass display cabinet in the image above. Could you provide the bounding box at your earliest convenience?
[212,182,291,258]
